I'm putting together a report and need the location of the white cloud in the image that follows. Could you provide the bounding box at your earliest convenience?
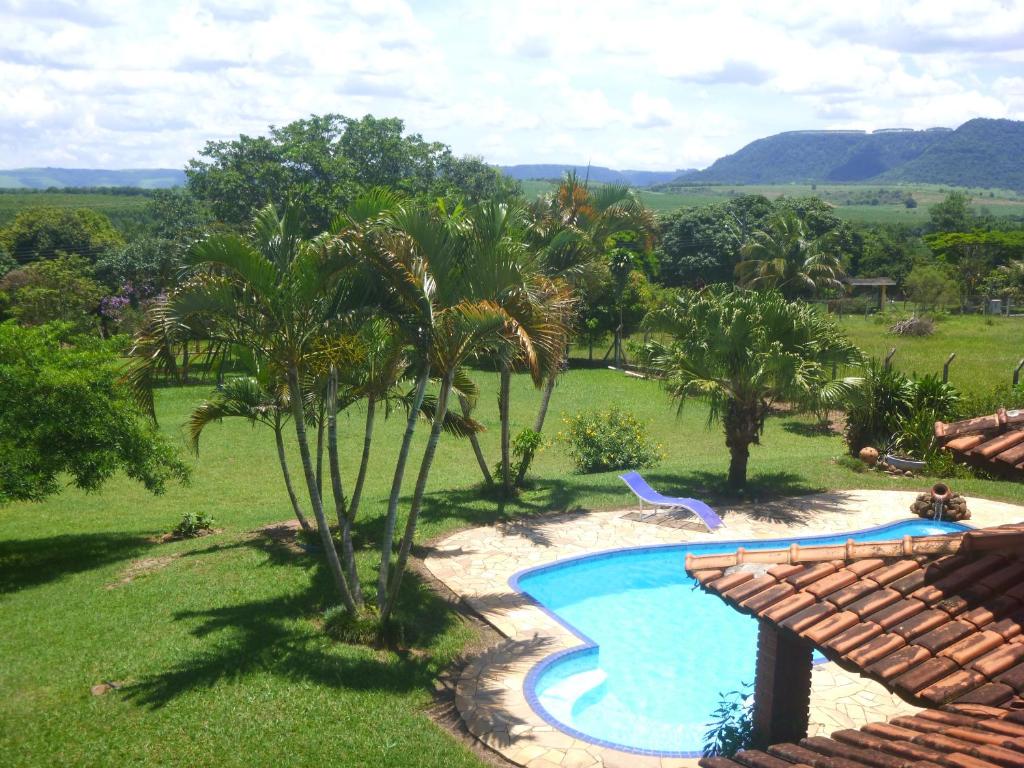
[0,0,1022,170]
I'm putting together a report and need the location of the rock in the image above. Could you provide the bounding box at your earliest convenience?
[904,470,914,477]
[91,683,112,696]
[859,447,880,466]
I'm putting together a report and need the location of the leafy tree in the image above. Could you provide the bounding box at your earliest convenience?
[0,322,189,504]
[923,230,1024,304]
[656,195,773,287]
[736,209,847,298]
[186,113,501,232]
[0,255,105,332]
[928,191,973,233]
[905,262,959,311]
[0,244,13,278]
[0,206,124,264]
[984,260,1024,304]
[643,287,860,488]
[854,225,920,287]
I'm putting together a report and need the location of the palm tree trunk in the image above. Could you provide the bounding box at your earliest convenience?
[273,414,312,533]
[287,365,357,615]
[727,441,750,489]
[381,368,454,627]
[315,404,325,501]
[348,395,376,521]
[515,370,557,486]
[376,368,430,609]
[326,367,362,607]
[499,362,512,494]
[461,394,493,486]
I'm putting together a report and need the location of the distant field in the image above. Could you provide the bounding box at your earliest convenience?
[519,178,1024,225]
[837,315,1024,395]
[0,192,151,232]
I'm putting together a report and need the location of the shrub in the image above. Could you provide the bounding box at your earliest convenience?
[324,605,379,645]
[560,407,663,473]
[702,686,753,758]
[172,511,215,538]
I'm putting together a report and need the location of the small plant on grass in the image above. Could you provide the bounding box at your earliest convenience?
[495,428,545,485]
[702,685,754,758]
[172,511,215,538]
[560,407,662,473]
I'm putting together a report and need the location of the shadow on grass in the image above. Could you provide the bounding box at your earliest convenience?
[0,532,155,594]
[780,419,840,438]
[123,532,462,709]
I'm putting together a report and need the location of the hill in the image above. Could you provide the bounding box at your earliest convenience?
[498,164,692,187]
[0,167,185,189]
[880,119,1024,192]
[677,119,1024,191]
[683,129,949,185]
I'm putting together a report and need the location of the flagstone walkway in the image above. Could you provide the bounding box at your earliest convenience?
[424,489,1024,768]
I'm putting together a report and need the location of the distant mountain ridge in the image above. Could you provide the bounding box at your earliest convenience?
[0,167,185,189]
[679,119,1024,190]
[497,164,694,187]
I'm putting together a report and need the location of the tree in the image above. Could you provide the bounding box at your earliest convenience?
[853,225,920,287]
[0,322,189,504]
[0,206,124,265]
[928,191,973,233]
[643,287,860,489]
[736,209,847,298]
[185,113,494,232]
[0,255,106,332]
[0,244,14,278]
[905,263,959,312]
[130,203,370,615]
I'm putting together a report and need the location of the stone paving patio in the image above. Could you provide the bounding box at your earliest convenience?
[424,489,1024,768]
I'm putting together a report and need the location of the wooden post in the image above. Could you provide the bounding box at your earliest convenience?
[880,283,888,308]
[751,621,813,748]
[943,353,956,384]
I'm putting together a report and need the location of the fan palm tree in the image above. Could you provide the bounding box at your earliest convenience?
[735,210,847,299]
[643,287,861,489]
[188,375,312,533]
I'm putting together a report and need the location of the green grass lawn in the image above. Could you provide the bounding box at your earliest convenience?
[837,314,1024,395]
[0,192,152,232]
[3,366,1024,767]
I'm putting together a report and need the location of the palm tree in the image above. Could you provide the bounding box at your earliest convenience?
[643,287,861,489]
[188,375,313,533]
[375,200,566,627]
[517,172,656,480]
[736,209,847,299]
[129,203,365,615]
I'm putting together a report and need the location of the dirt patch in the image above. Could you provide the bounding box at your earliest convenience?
[107,555,179,589]
[257,519,311,555]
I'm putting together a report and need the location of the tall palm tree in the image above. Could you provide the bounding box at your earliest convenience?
[129,203,366,615]
[375,200,566,627]
[735,209,847,299]
[643,287,860,489]
[188,375,313,533]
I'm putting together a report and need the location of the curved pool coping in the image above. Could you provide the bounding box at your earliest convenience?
[508,517,973,759]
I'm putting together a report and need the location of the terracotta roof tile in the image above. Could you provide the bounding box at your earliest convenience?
[824,622,884,656]
[741,582,797,613]
[825,581,883,609]
[961,596,1022,629]
[970,643,1024,678]
[845,633,906,667]
[781,602,837,633]
[892,609,951,641]
[724,574,778,602]
[951,683,1016,707]
[845,558,886,577]
[995,661,1024,691]
[761,592,817,623]
[918,669,989,705]
[868,560,922,587]
[868,645,933,681]
[916,620,976,654]
[940,631,1006,666]
[891,656,958,694]
[709,570,755,593]
[863,598,926,630]
[802,610,860,645]
[786,561,839,589]
[805,570,858,598]
[846,588,902,619]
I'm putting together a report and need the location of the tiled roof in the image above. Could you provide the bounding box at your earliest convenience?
[935,408,1024,479]
[687,524,1024,710]
[700,703,1024,768]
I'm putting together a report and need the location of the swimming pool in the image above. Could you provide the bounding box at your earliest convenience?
[511,518,971,757]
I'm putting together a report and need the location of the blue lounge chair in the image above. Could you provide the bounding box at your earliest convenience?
[618,471,724,532]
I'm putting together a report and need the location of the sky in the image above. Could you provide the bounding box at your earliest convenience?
[1,0,1023,171]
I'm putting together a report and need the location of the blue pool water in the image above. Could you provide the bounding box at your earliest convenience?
[512,518,970,757]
